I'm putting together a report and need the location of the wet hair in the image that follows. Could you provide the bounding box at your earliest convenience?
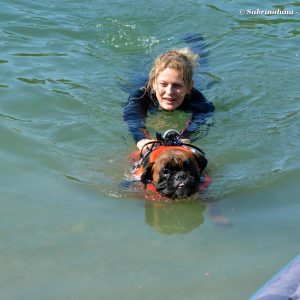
[146,48,198,94]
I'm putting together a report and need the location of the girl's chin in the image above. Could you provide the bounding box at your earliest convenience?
[160,102,180,110]
[161,105,175,110]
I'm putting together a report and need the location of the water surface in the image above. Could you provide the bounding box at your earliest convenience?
[1,1,299,299]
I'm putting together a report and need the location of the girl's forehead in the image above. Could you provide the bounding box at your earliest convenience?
[157,67,184,81]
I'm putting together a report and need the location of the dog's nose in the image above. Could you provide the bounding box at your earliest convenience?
[175,172,187,182]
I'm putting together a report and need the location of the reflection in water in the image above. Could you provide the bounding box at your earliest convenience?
[145,200,206,235]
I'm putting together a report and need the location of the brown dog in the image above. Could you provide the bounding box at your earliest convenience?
[140,146,207,199]
[127,143,230,226]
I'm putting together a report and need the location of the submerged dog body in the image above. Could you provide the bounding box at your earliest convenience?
[131,145,207,199]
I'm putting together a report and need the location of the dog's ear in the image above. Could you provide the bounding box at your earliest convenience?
[195,154,207,172]
[141,163,154,188]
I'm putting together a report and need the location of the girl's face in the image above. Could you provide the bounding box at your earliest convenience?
[154,67,189,111]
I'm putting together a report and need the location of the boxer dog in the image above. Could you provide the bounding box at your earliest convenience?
[141,146,207,199]
[130,130,208,199]
[126,130,230,226]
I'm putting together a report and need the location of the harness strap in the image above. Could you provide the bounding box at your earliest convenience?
[131,145,204,177]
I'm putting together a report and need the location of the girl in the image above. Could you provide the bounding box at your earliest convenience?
[123,48,215,150]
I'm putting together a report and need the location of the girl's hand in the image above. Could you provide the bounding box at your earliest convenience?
[137,139,157,151]
[180,138,190,144]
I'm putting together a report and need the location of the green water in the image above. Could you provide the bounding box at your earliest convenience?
[1,1,299,299]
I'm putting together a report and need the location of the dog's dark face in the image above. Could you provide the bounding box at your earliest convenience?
[141,149,207,199]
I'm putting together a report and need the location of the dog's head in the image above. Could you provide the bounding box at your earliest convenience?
[141,148,207,199]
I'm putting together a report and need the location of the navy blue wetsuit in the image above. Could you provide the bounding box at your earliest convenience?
[123,87,215,143]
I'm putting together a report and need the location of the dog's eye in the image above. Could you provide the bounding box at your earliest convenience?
[161,168,171,177]
[184,160,192,169]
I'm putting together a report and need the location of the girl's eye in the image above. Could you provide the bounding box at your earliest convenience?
[174,84,183,89]
[161,168,171,176]
[159,83,168,87]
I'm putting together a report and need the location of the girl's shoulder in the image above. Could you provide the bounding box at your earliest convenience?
[190,87,206,100]
[128,87,159,108]
[129,87,147,100]
[181,88,215,113]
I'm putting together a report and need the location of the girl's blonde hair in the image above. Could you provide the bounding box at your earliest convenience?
[146,48,198,94]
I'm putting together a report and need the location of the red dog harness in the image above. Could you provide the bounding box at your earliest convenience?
[131,145,194,176]
[129,145,212,201]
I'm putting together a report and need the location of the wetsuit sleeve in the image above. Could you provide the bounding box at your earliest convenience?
[180,89,215,142]
[123,89,151,143]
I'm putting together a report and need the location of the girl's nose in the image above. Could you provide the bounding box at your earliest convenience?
[165,84,173,94]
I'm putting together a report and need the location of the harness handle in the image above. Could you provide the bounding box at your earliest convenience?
[139,131,206,158]
[180,143,206,157]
